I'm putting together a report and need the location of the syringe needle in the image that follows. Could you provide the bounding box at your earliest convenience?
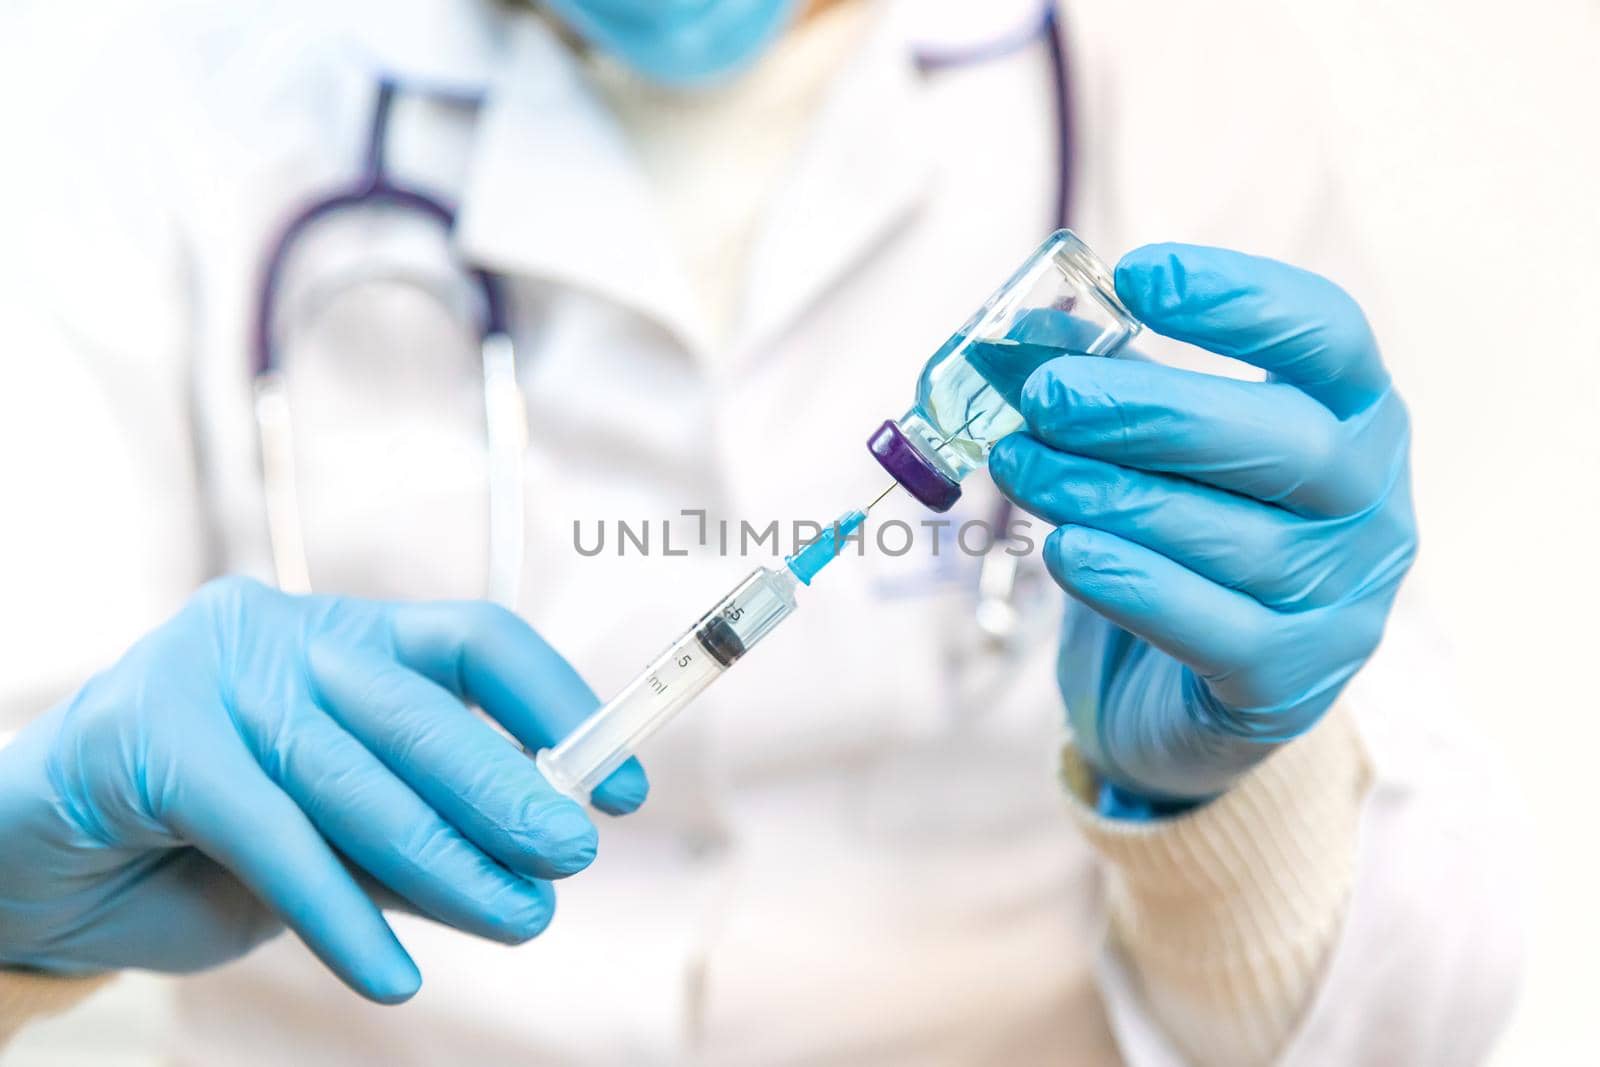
[867,482,898,511]
[935,411,983,448]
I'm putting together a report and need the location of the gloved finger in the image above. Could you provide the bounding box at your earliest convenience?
[306,642,600,880]
[1017,353,1404,517]
[248,699,558,944]
[163,737,420,1004]
[990,436,1395,609]
[1041,524,1284,706]
[345,862,555,940]
[388,602,648,815]
[1114,243,1389,418]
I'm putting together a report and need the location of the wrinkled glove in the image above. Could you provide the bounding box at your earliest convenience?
[990,243,1415,810]
[0,577,646,1001]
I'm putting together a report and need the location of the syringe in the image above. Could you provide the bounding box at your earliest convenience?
[535,508,870,800]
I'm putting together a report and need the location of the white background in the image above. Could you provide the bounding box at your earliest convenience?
[3,0,1599,1063]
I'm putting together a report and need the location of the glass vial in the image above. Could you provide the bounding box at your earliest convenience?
[868,230,1140,511]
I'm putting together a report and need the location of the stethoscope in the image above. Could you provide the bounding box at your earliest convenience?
[251,2,1074,635]
[251,78,528,605]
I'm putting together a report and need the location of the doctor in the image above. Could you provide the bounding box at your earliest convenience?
[0,0,1523,1064]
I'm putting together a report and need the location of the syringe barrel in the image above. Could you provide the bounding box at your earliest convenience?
[536,566,799,799]
[536,629,723,797]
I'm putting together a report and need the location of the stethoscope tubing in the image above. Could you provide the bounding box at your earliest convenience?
[251,77,524,602]
[251,79,509,380]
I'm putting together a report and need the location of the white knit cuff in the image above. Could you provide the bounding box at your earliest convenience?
[0,969,115,1046]
[1063,706,1371,1067]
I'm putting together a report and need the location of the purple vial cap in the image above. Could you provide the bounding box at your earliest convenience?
[867,420,962,513]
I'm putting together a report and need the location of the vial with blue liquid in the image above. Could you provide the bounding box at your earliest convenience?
[868,230,1141,511]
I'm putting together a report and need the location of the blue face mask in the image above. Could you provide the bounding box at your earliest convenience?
[544,0,801,87]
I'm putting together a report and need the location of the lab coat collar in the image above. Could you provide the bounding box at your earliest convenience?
[454,16,710,356]
[451,2,938,369]
[323,4,709,345]
[731,1,935,359]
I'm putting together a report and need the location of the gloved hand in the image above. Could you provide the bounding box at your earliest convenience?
[990,244,1416,810]
[0,577,646,1001]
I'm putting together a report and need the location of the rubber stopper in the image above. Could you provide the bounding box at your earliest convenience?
[867,420,961,513]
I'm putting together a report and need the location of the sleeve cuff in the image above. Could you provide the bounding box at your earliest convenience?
[1062,705,1372,1066]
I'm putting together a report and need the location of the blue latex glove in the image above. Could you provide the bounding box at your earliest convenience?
[0,578,646,1001]
[989,244,1416,809]
[544,0,799,86]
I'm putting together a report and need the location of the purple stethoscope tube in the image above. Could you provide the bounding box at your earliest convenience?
[250,78,527,601]
[251,78,509,379]
[249,2,1073,612]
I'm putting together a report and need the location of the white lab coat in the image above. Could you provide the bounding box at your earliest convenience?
[0,0,1524,1064]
